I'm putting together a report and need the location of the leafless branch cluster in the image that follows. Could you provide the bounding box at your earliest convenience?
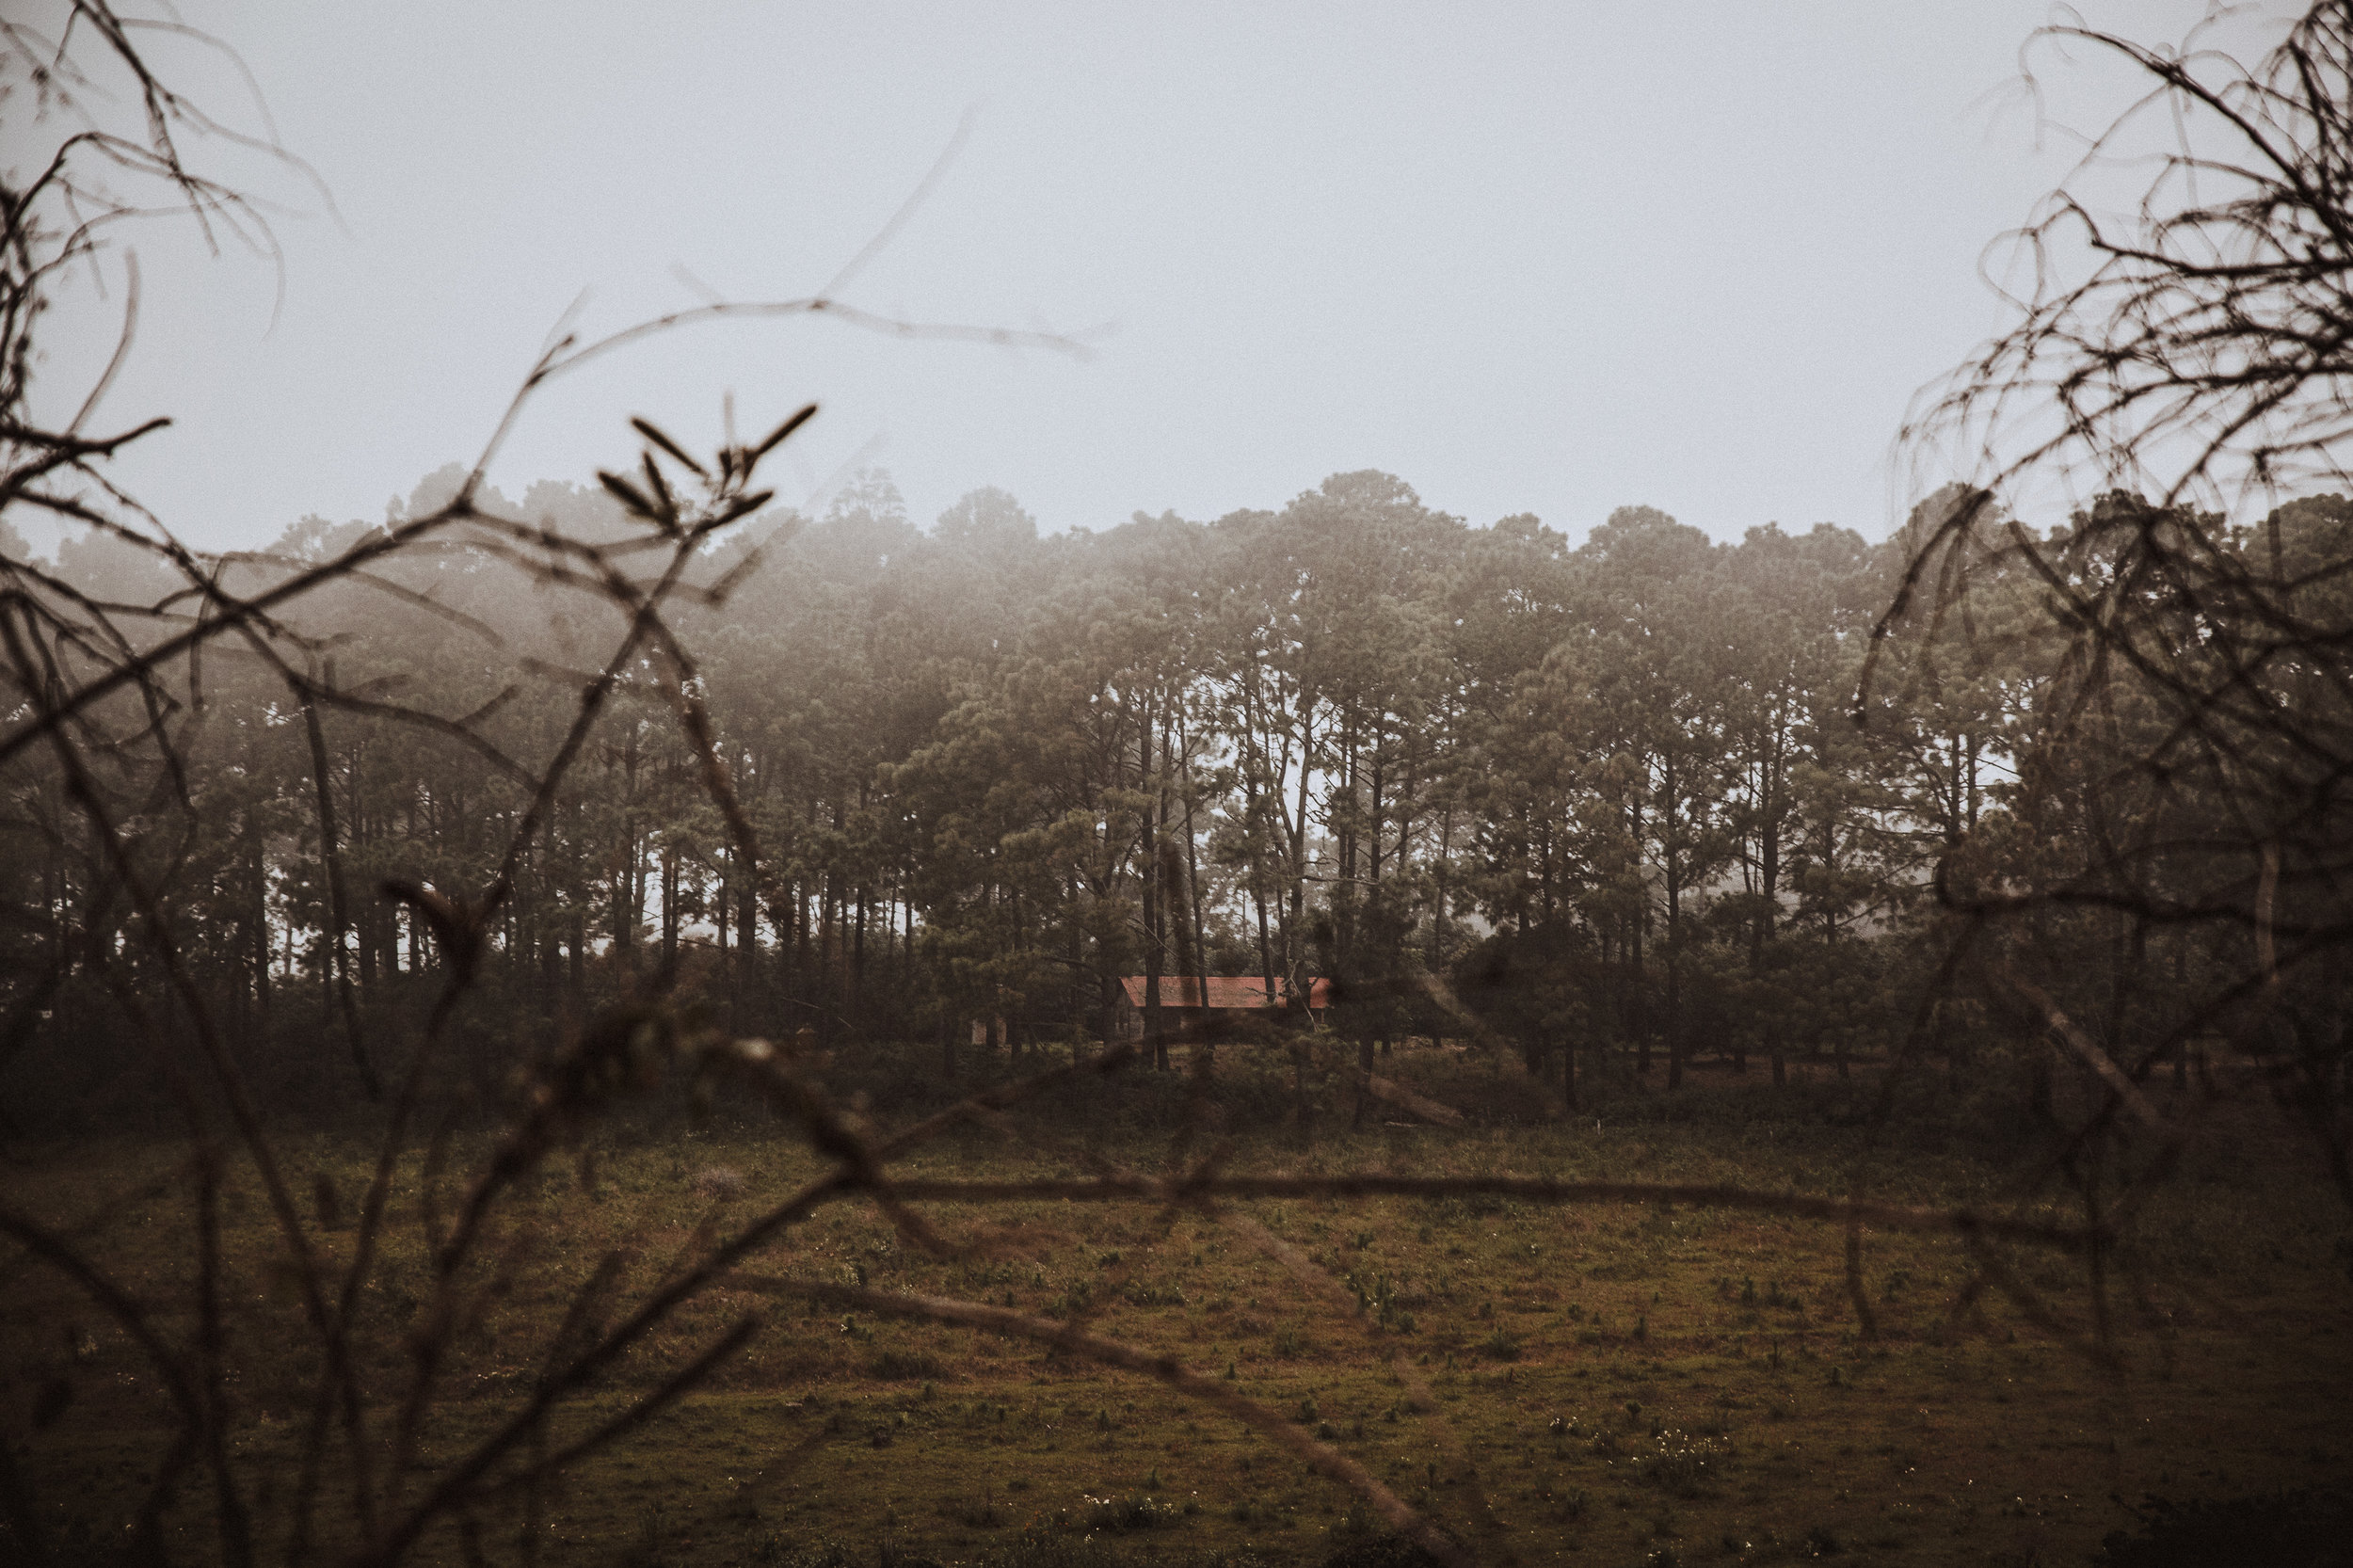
[1885,5,2353,1216]
[1907,4,2353,514]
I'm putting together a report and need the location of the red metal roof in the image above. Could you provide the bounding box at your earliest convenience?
[1119,976,1330,1010]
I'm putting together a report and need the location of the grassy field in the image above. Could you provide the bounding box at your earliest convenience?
[5,1047,2349,1567]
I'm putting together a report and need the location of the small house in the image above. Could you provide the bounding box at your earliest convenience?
[1112,974,1331,1038]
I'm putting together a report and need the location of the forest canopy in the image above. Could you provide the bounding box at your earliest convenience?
[8,459,2341,1121]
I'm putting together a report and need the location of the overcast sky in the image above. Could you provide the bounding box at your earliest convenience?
[27,0,2281,552]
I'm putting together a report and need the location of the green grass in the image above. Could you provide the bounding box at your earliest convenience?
[4,1048,2348,1566]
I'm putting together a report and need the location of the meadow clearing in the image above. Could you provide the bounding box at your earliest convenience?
[5,1045,2347,1568]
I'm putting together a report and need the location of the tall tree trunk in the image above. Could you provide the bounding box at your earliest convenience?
[248,820,270,1016]
[300,690,377,1098]
[793,875,811,1012]
[1067,877,1088,1062]
[1431,802,1452,976]
[1630,913,1649,1078]
[738,863,759,1033]
[1666,883,1685,1090]
[1739,757,1775,1078]
[1665,753,1686,1093]
[1255,883,1276,1008]
[853,884,868,1026]
[1286,698,1315,1013]
[1141,707,1166,1070]
[1183,747,1212,1073]
[660,845,680,968]
[819,868,837,1052]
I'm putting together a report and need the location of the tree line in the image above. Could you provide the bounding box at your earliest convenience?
[8,456,2340,1120]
